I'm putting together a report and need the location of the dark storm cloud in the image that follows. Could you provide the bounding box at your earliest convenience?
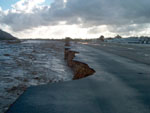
[65,0,150,26]
[0,0,150,32]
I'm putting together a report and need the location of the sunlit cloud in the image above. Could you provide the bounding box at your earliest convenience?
[13,25,102,39]
[0,0,150,39]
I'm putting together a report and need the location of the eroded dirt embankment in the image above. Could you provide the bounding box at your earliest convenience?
[2,40,95,113]
[64,42,95,80]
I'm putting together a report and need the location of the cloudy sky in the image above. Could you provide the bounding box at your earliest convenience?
[0,0,150,39]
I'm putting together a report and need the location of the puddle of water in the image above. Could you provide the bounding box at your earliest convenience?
[0,40,73,113]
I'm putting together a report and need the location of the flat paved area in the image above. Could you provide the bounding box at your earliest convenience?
[7,43,150,113]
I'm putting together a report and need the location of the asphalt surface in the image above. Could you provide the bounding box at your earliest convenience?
[7,43,150,113]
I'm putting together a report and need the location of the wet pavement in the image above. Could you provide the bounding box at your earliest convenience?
[7,42,150,113]
[0,40,73,113]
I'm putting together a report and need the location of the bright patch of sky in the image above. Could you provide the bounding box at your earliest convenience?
[0,0,18,10]
[0,0,150,39]
[0,0,54,10]
[44,0,54,6]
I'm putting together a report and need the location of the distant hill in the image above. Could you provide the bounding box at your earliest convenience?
[0,29,18,40]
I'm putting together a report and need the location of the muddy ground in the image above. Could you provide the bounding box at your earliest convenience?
[1,40,150,113]
[7,41,150,113]
[0,40,73,113]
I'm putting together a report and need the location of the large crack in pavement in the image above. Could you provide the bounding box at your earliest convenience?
[64,41,95,80]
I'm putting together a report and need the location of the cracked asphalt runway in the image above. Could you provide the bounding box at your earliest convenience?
[7,42,150,113]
